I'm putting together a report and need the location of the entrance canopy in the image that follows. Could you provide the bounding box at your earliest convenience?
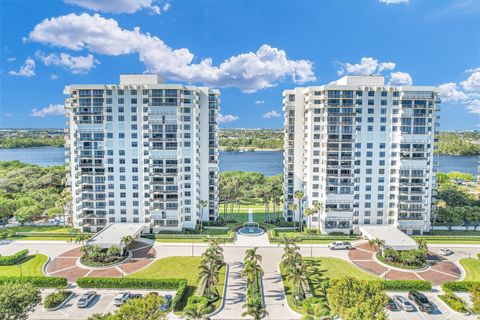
[359,225,417,251]
[88,223,145,249]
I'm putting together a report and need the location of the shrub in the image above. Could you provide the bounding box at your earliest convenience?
[0,276,67,288]
[172,280,188,311]
[442,281,479,292]
[439,292,469,313]
[302,297,329,317]
[184,295,213,314]
[380,280,432,291]
[77,277,186,290]
[43,290,72,309]
[0,249,29,266]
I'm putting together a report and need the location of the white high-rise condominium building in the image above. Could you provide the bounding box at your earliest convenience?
[283,75,440,235]
[65,74,219,233]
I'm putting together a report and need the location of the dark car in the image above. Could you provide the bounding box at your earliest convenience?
[385,297,399,311]
[408,291,435,313]
[129,293,143,299]
[160,294,173,311]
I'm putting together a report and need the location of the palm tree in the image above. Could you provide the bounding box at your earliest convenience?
[313,201,323,235]
[245,247,262,265]
[415,238,428,252]
[121,235,134,252]
[294,190,304,232]
[286,259,308,305]
[367,238,385,252]
[304,208,314,233]
[288,203,298,229]
[184,302,207,320]
[242,296,268,320]
[199,200,208,231]
[198,262,220,298]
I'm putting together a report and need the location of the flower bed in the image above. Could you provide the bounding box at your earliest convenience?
[376,251,428,270]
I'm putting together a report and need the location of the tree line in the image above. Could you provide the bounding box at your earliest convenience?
[0,161,69,227]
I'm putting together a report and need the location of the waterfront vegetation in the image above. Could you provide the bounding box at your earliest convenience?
[0,129,64,149]
[0,254,47,277]
[219,128,283,151]
[0,161,69,228]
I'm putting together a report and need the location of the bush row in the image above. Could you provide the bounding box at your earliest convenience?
[172,280,188,311]
[0,249,29,265]
[77,277,186,290]
[379,280,432,291]
[0,276,67,288]
[14,232,89,237]
[442,281,479,292]
[413,236,480,240]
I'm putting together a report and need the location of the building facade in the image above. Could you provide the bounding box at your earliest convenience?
[283,76,440,235]
[65,74,219,233]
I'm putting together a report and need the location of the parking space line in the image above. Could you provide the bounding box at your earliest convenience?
[427,268,460,279]
[49,265,78,274]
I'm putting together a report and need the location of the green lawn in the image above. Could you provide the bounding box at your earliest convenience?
[280,257,379,315]
[3,226,74,234]
[459,258,480,281]
[428,230,480,236]
[127,256,227,313]
[0,254,47,276]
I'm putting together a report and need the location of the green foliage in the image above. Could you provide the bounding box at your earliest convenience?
[0,282,41,320]
[301,297,330,318]
[380,280,431,291]
[77,277,187,290]
[172,280,188,311]
[436,132,480,155]
[0,276,67,288]
[442,281,480,292]
[439,292,469,313]
[379,249,427,269]
[219,129,283,151]
[326,276,388,320]
[109,294,166,320]
[471,283,480,314]
[184,296,211,319]
[43,290,72,309]
[80,245,125,267]
[0,249,29,266]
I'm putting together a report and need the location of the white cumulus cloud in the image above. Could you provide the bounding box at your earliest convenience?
[438,83,469,102]
[31,104,64,117]
[7,57,16,62]
[262,110,281,119]
[50,74,60,80]
[28,13,315,92]
[337,57,395,76]
[379,0,409,4]
[218,113,239,124]
[389,71,412,86]
[255,100,265,105]
[64,0,166,15]
[36,51,99,74]
[461,69,480,91]
[466,99,480,114]
[8,58,36,77]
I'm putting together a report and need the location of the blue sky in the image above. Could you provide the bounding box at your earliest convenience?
[1,0,479,129]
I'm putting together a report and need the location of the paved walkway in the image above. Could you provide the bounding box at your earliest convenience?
[349,243,461,285]
[46,241,156,282]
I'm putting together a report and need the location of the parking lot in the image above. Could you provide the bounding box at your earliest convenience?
[29,288,176,320]
[386,292,474,320]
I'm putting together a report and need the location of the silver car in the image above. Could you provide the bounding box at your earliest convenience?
[114,292,130,307]
[393,295,415,312]
[77,291,97,308]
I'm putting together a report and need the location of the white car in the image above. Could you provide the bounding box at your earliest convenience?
[439,248,453,256]
[77,291,97,308]
[114,292,130,307]
[328,241,352,250]
[393,295,415,312]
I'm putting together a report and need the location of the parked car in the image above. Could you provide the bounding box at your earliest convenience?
[408,291,435,313]
[392,295,415,312]
[147,291,159,296]
[328,241,352,250]
[385,297,399,311]
[129,293,143,299]
[114,292,130,307]
[77,291,97,308]
[159,294,173,311]
[439,248,453,256]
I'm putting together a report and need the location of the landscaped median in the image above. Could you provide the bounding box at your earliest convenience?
[0,250,48,277]
[269,229,360,244]
[413,235,480,244]
[77,277,188,311]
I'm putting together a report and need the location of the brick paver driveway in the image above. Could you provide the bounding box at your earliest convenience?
[348,243,461,285]
[46,241,156,282]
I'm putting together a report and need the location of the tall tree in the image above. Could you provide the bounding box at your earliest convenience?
[199,200,208,230]
[0,282,41,320]
[304,208,314,232]
[294,190,304,231]
[313,201,323,235]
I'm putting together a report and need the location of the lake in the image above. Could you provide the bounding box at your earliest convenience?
[0,147,478,177]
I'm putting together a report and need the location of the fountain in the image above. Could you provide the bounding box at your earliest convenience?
[238,222,264,236]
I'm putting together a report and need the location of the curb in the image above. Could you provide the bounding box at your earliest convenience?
[277,263,305,318]
[373,252,429,273]
[43,255,52,276]
[436,293,472,317]
[206,263,230,318]
[76,251,132,270]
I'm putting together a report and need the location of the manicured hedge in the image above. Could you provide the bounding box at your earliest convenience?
[0,249,29,265]
[172,279,188,311]
[0,276,67,288]
[442,281,479,292]
[14,232,89,237]
[77,277,186,290]
[44,290,73,309]
[379,280,432,291]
